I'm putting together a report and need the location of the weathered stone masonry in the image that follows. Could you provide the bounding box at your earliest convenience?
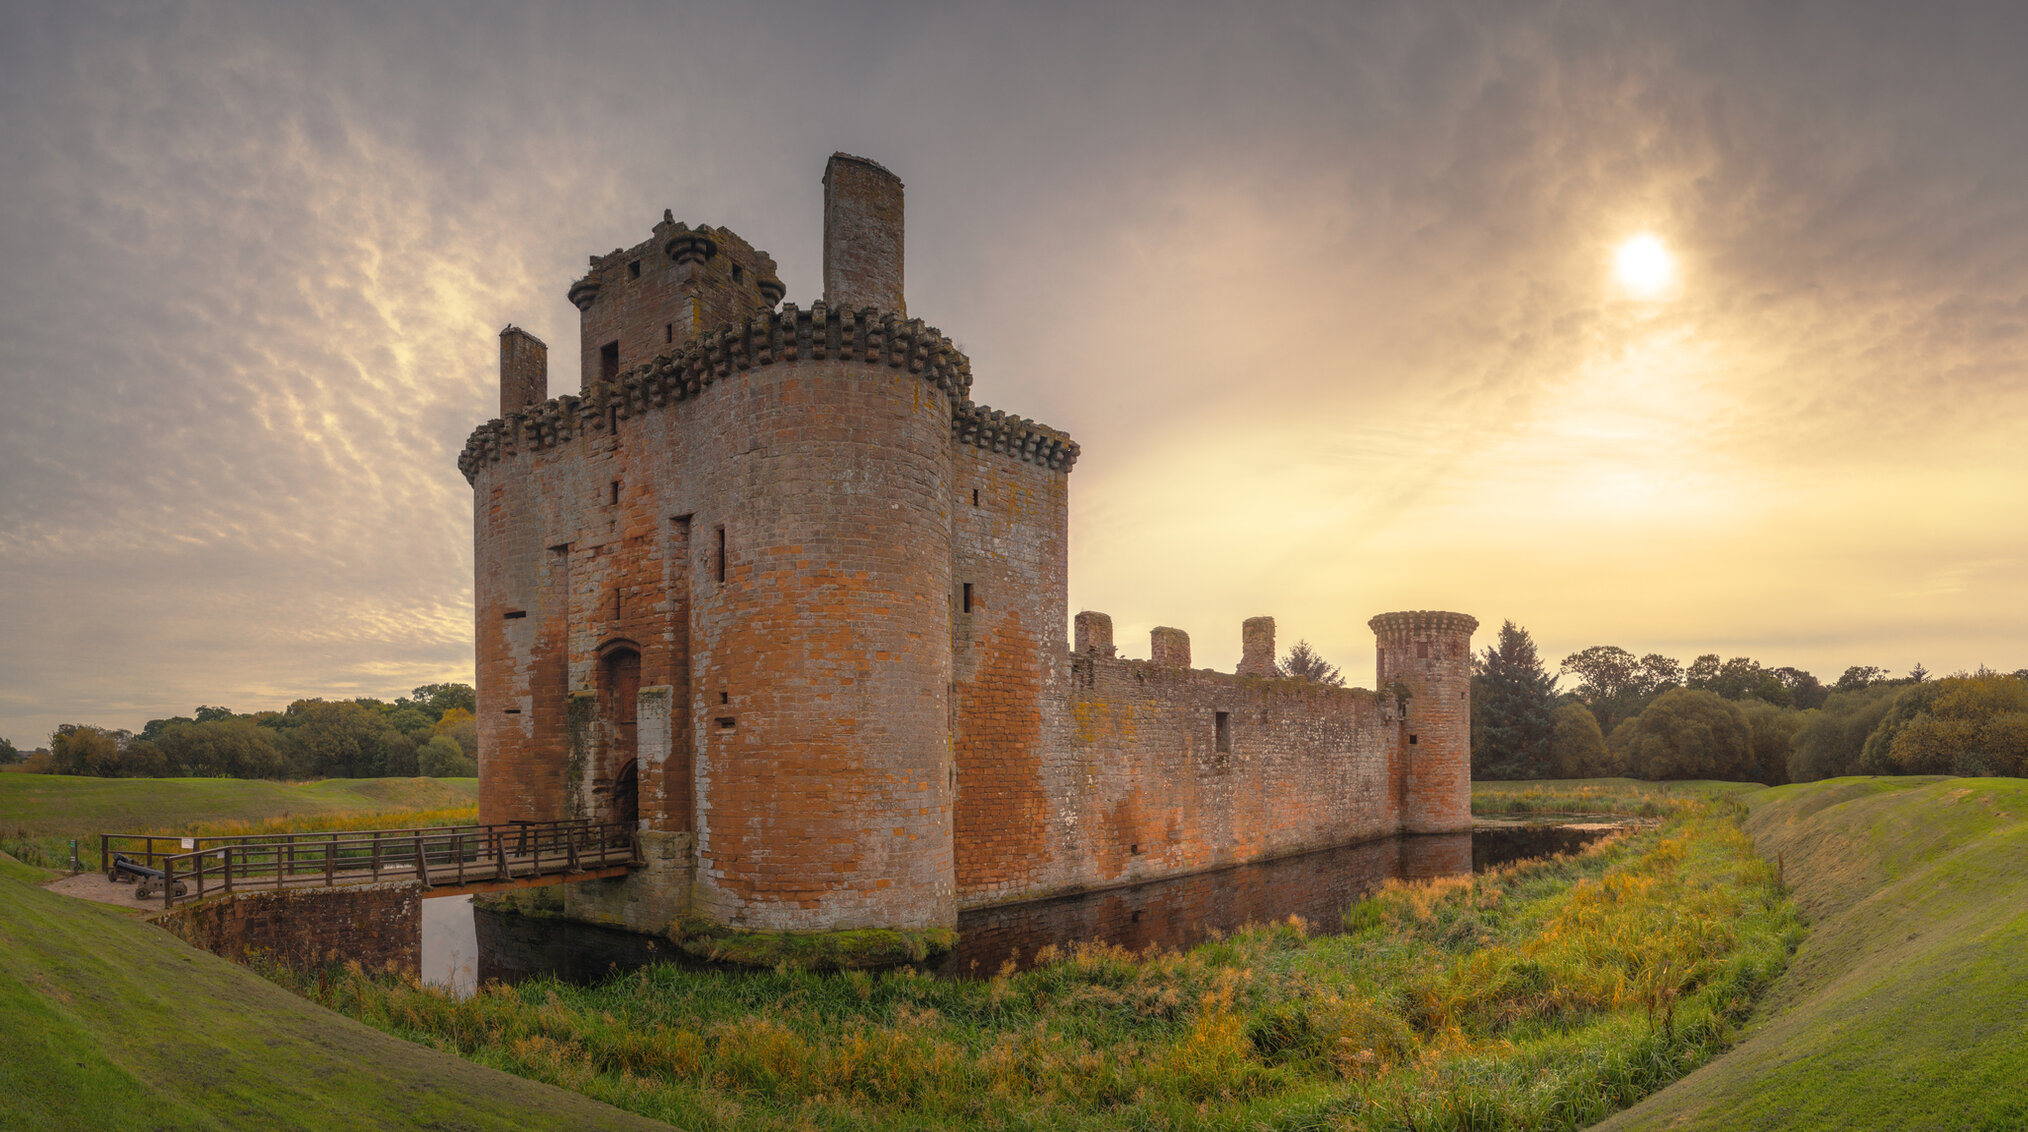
[463,152,1476,941]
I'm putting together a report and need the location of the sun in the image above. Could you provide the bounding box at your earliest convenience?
[1614,234,1675,296]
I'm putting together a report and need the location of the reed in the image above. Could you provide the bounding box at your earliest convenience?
[274,784,1801,1130]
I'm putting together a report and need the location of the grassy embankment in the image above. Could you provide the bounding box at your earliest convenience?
[0,773,477,871]
[0,847,675,1131]
[1599,775,2028,1131]
[283,785,1796,1130]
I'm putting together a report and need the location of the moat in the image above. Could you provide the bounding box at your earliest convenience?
[420,823,1615,993]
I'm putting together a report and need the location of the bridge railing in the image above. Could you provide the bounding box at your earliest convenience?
[101,820,638,909]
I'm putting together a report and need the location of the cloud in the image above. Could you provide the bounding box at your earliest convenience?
[1,1,2025,743]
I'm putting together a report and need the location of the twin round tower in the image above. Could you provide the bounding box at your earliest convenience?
[460,154,1476,944]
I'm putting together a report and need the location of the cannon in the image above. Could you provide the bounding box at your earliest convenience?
[111,852,188,900]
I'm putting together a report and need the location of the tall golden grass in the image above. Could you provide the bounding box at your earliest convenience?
[279,790,1800,1131]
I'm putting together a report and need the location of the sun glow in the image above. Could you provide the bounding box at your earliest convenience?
[1615,234,1675,296]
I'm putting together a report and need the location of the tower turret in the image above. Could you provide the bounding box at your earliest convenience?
[1369,610,1478,834]
[565,213,784,389]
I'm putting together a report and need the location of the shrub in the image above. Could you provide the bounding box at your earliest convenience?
[1619,689,1753,781]
[1549,702,1621,778]
[1736,701,1808,786]
[418,735,476,777]
[1788,684,1901,782]
[1863,673,2028,777]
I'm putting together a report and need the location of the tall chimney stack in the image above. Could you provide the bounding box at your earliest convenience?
[823,153,905,316]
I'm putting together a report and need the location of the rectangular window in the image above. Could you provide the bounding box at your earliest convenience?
[1215,711,1231,753]
[731,263,743,284]
[609,480,621,505]
[664,323,673,344]
[502,610,527,620]
[600,340,619,383]
[714,525,727,584]
[962,583,974,613]
[971,488,980,506]
[628,259,641,279]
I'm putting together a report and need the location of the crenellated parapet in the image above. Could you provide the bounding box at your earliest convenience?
[952,401,1080,472]
[1367,610,1480,647]
[459,302,976,482]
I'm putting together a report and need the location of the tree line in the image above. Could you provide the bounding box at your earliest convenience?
[11,684,479,781]
[1472,622,2028,783]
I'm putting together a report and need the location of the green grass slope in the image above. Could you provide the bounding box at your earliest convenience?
[0,774,478,838]
[0,851,672,1132]
[1596,776,2028,1132]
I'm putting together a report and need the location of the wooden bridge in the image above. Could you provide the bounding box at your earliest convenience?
[101,819,640,909]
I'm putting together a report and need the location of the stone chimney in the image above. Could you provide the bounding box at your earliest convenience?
[1075,611,1116,658]
[499,326,548,416]
[823,153,905,315]
[1150,627,1191,668]
[1238,616,1277,677]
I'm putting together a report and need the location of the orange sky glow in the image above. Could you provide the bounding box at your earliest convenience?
[1,3,2024,745]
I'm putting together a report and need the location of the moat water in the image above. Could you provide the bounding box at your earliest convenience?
[420,824,1614,994]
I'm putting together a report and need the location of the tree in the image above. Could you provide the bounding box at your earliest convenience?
[434,708,479,759]
[1735,701,1806,785]
[1548,702,1621,778]
[1788,684,1901,782]
[1277,640,1344,686]
[1769,666,1829,711]
[1862,672,2028,777]
[1685,654,1722,690]
[273,699,409,778]
[0,736,18,765]
[49,724,123,777]
[1473,621,1558,778]
[1709,657,1792,707]
[1635,654,1684,695]
[418,734,477,778]
[1618,689,1754,781]
[1833,666,1891,693]
[156,718,288,779]
[1560,646,1679,735]
[401,683,477,721]
[119,739,173,778]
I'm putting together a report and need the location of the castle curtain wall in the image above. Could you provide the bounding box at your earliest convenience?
[952,659,1403,910]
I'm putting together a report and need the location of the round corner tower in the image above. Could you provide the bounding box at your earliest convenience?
[1369,610,1478,834]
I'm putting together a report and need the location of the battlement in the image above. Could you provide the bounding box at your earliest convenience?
[1368,610,1480,648]
[952,401,1080,471]
[460,302,979,482]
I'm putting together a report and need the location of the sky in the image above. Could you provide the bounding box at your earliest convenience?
[2,1,2025,746]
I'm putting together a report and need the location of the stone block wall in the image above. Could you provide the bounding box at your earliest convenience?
[951,442,1071,900]
[954,647,1403,910]
[155,882,423,972]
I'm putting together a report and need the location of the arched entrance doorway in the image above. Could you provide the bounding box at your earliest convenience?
[597,643,641,828]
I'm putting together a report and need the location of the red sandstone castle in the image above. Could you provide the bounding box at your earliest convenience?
[459,154,1476,941]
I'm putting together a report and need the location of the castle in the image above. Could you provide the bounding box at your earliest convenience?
[459,154,1476,943]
